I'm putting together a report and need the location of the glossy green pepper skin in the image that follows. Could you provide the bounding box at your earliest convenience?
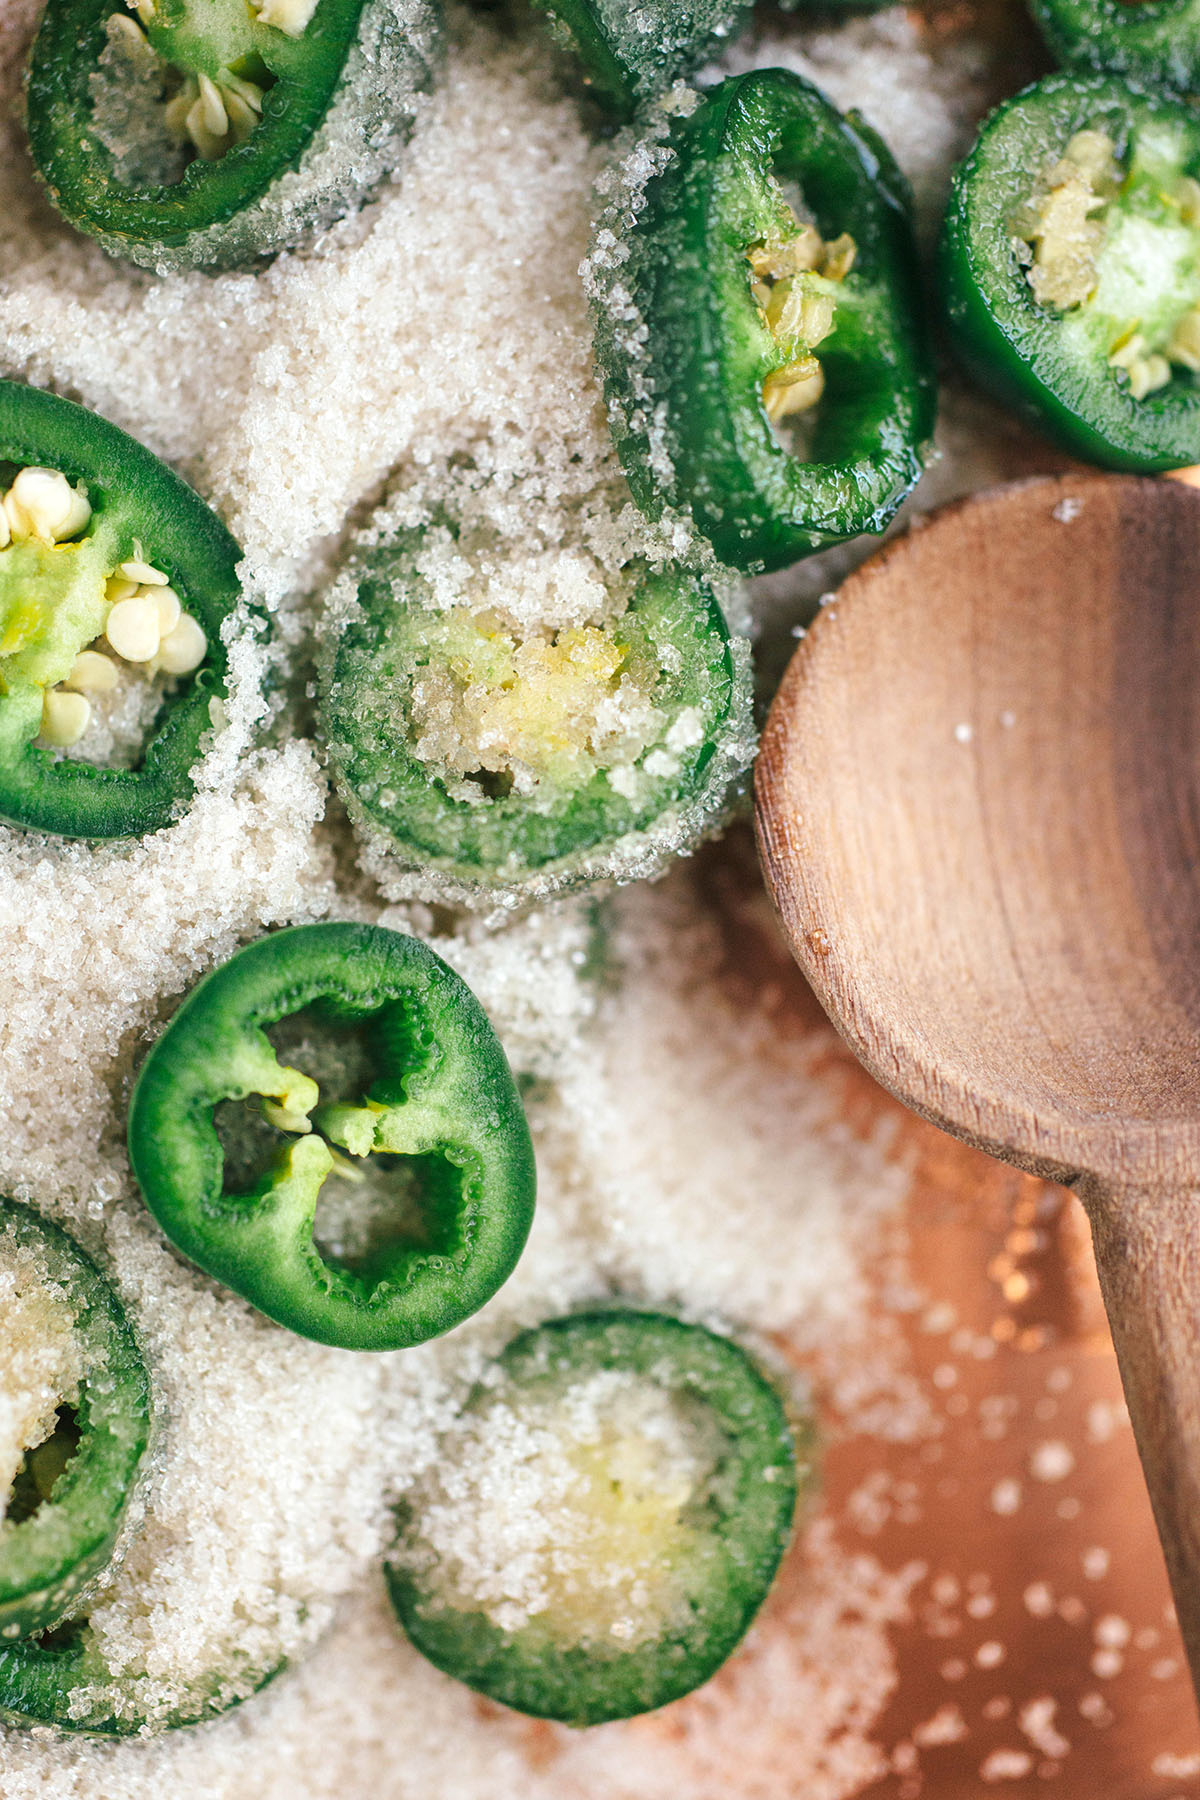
[532,0,749,115]
[319,541,753,906]
[27,0,442,273]
[127,924,536,1352]
[589,69,935,574]
[1029,0,1200,98]
[386,1310,809,1725]
[0,382,242,839]
[0,1200,151,1644]
[941,74,1200,471]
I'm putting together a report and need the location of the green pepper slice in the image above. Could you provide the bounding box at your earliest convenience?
[531,0,749,115]
[386,1310,809,1725]
[0,1621,282,1736]
[127,923,536,1351]
[27,0,442,273]
[941,74,1200,471]
[0,382,242,839]
[588,69,935,574]
[1029,0,1200,99]
[0,1200,151,1645]
[319,538,753,905]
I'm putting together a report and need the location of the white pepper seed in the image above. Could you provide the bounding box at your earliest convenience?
[40,689,92,747]
[156,613,207,675]
[106,596,162,663]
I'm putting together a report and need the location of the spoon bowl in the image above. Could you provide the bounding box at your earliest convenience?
[755,472,1200,1698]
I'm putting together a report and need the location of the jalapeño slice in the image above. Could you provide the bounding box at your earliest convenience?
[942,73,1200,469]
[531,0,749,116]
[0,1199,151,1644]
[127,924,536,1352]
[27,0,443,272]
[0,382,241,839]
[319,531,754,906]
[386,1310,809,1725]
[0,1620,282,1735]
[1030,0,1200,99]
[588,68,935,574]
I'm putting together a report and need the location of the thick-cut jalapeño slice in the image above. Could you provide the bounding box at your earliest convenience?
[588,68,936,573]
[127,924,536,1351]
[27,0,443,271]
[320,530,754,906]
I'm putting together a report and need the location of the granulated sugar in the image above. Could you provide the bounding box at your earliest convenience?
[0,0,1023,1789]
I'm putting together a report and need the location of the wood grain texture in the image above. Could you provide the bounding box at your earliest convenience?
[754,472,1200,1704]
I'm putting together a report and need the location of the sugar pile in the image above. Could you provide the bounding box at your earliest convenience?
[0,0,1013,1791]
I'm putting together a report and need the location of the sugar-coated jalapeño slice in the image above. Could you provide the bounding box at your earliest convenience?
[385,1310,810,1725]
[319,534,754,906]
[531,0,749,115]
[941,72,1200,470]
[0,381,241,839]
[0,1620,283,1736]
[0,1199,151,1644]
[588,69,935,573]
[27,0,443,272]
[127,924,536,1352]
[1030,0,1200,100]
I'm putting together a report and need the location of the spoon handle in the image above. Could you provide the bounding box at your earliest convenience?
[1081,1179,1200,1691]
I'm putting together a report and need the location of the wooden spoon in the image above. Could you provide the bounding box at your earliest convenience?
[755,471,1200,1702]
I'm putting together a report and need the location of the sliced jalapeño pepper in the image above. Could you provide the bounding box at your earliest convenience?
[127,924,536,1352]
[1029,0,1200,100]
[0,1200,151,1646]
[531,0,749,116]
[0,381,241,839]
[587,69,935,574]
[386,1310,808,1725]
[26,0,443,273]
[318,532,754,906]
[941,74,1200,470]
[0,1621,282,1735]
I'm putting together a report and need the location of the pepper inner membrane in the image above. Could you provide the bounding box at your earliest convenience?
[213,1007,465,1279]
[1013,120,1200,398]
[88,0,301,189]
[746,175,858,453]
[396,1368,732,1652]
[0,461,208,768]
[398,591,686,812]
